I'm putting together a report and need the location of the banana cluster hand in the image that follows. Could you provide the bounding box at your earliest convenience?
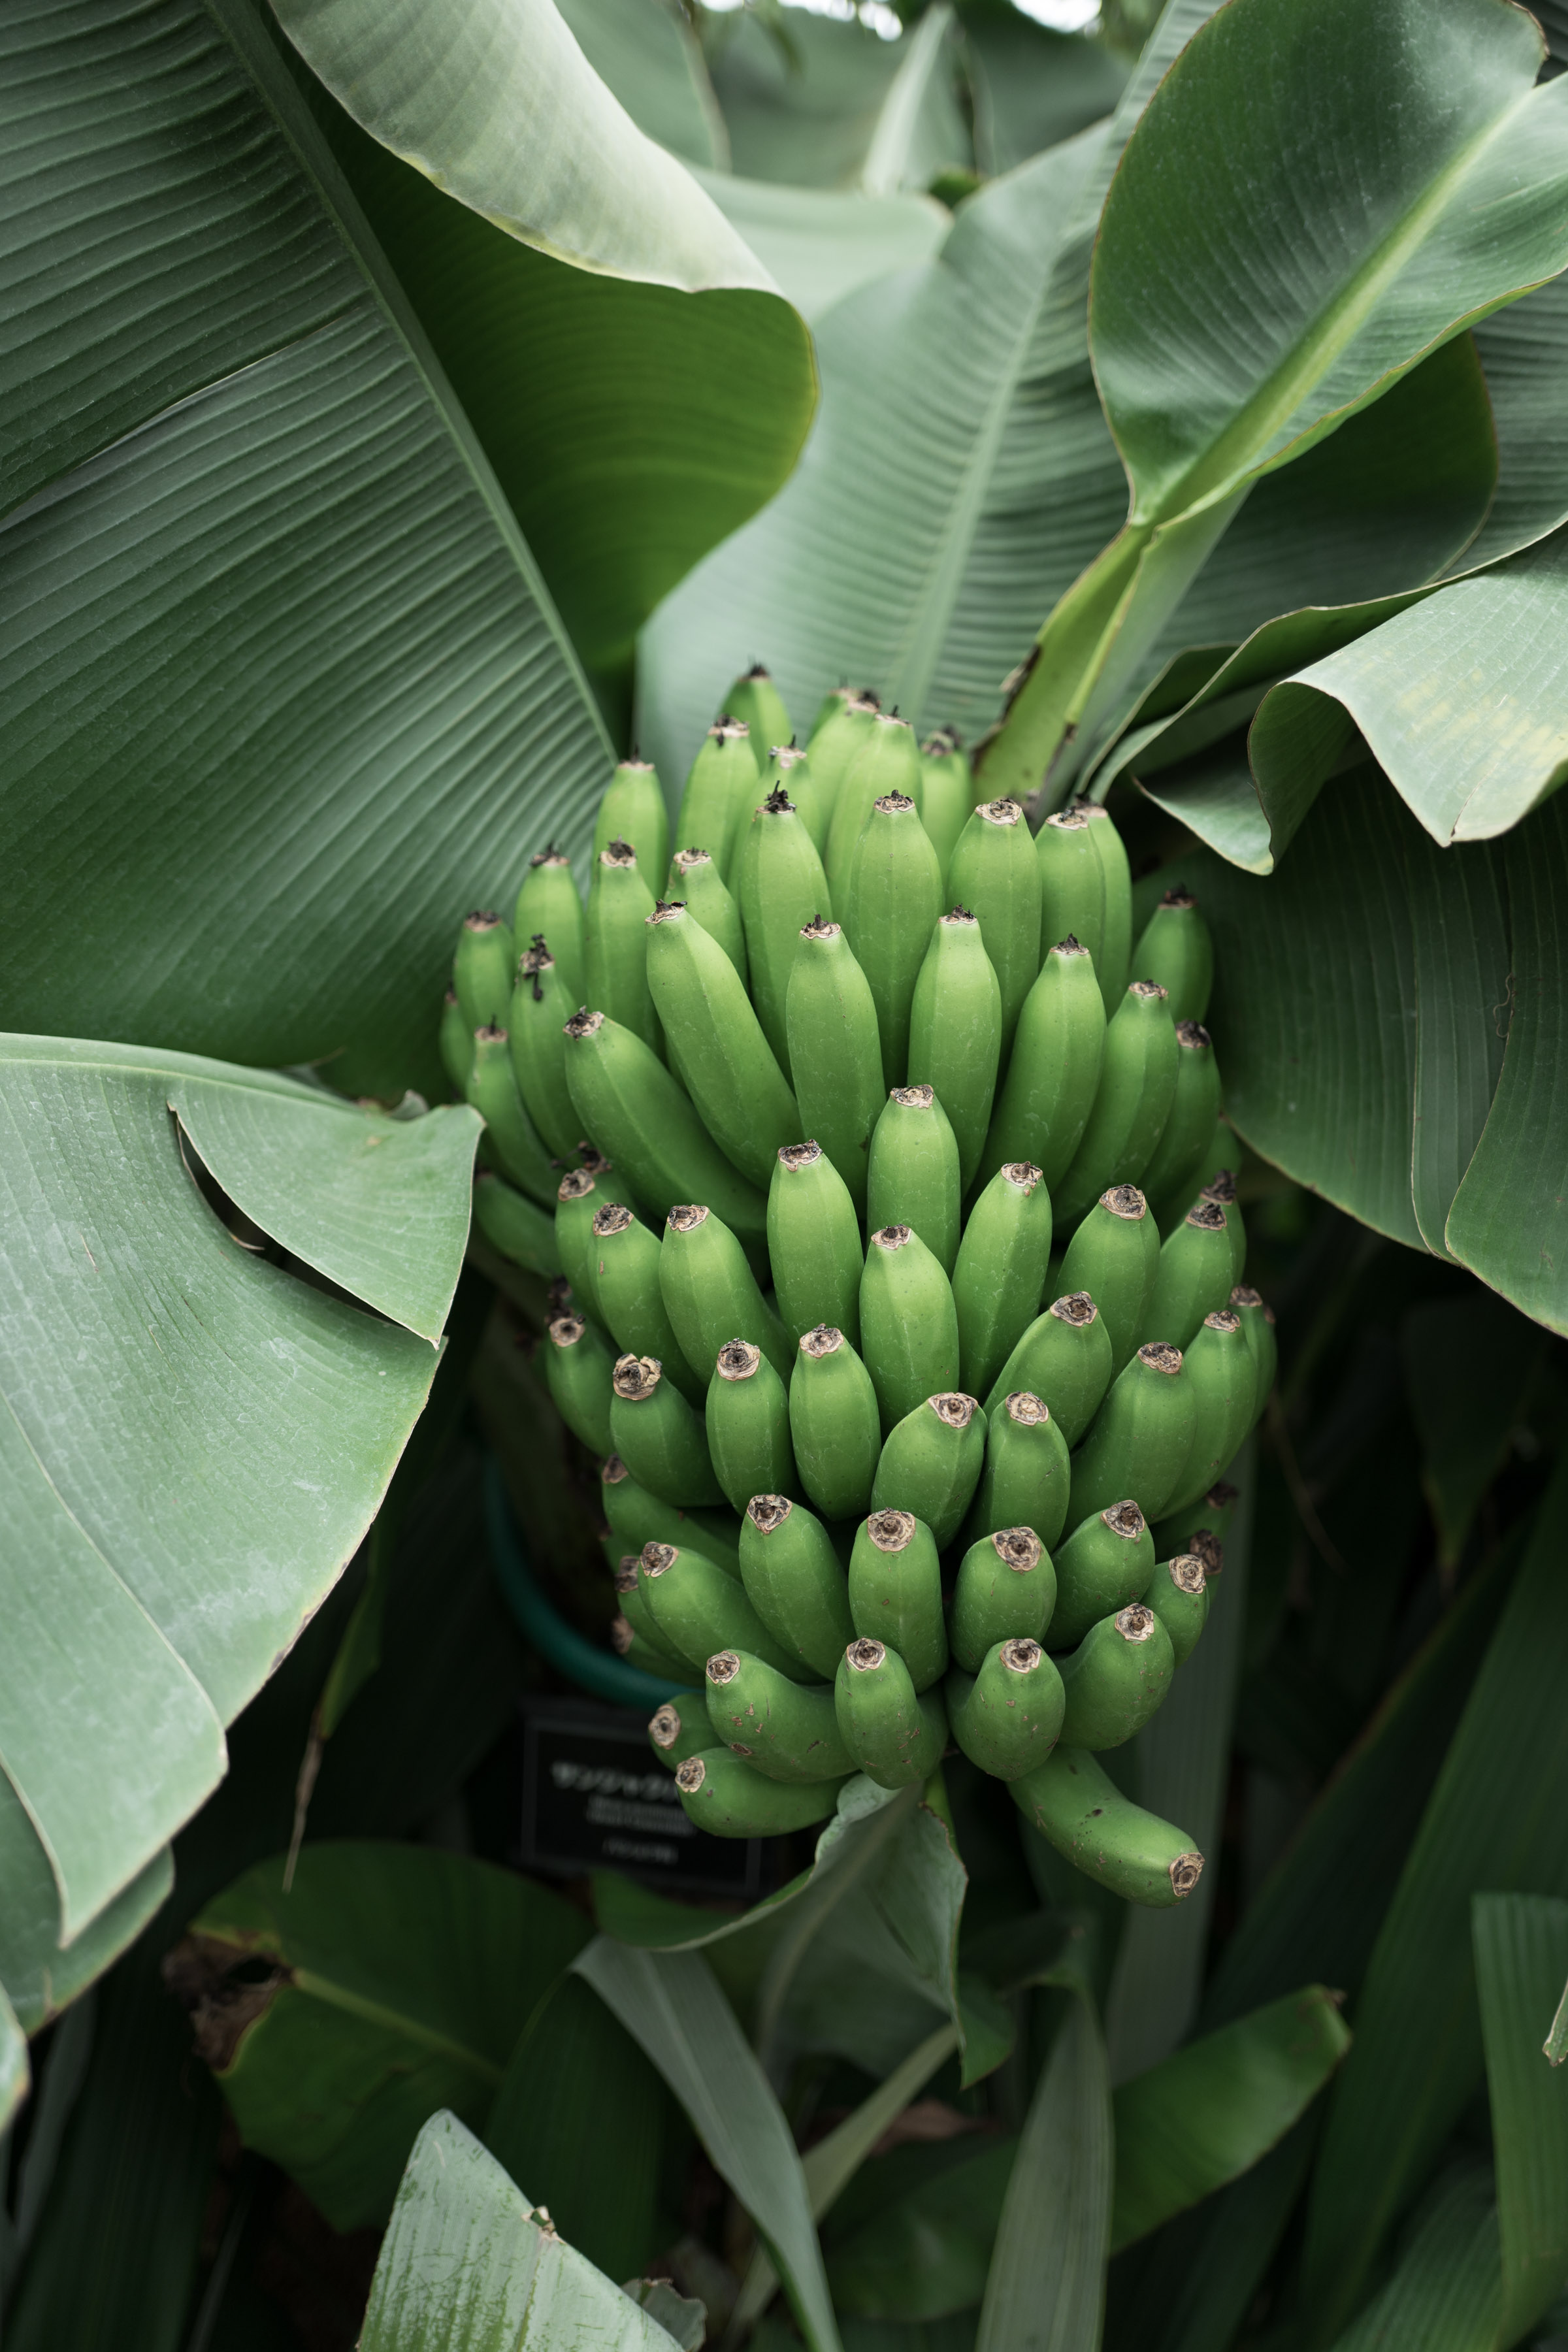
[447,666,1273,1905]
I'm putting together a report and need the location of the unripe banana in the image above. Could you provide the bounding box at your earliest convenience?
[722,664,792,770]
[1200,1168,1247,1286]
[556,1165,611,1321]
[963,1393,1070,1554]
[785,919,885,1217]
[789,1324,883,1522]
[739,1493,855,1680]
[1077,800,1132,1011]
[472,1169,561,1279]
[1058,1603,1175,1748]
[1049,1500,1154,1648]
[833,1638,947,1789]
[977,937,1106,1192]
[515,853,586,1007]
[639,1539,802,1677]
[561,1011,768,1245]
[440,988,476,1097]
[761,743,830,856]
[649,1695,712,1769]
[1052,982,1179,1228]
[944,799,1042,1050]
[1161,1310,1255,1518]
[1068,1341,1196,1526]
[906,911,1003,1193]
[674,719,755,883]
[1230,1285,1277,1421]
[859,1224,962,1434]
[1150,1487,1235,1576]
[735,789,834,1077]
[847,1509,947,1690]
[645,902,798,1188]
[591,1203,704,1402]
[806,691,879,846]
[1012,1747,1203,1907]
[866,1086,962,1274]
[1145,1554,1211,1667]
[947,1637,1065,1780]
[583,843,661,1055]
[1143,1021,1222,1232]
[984,1292,1113,1443]
[825,710,924,903]
[675,1749,846,1837]
[508,939,581,1158]
[594,760,671,894]
[612,1617,683,1678]
[1035,810,1107,975]
[659,1202,791,1385]
[951,1525,1057,1672]
[706,1341,798,1514]
[842,793,943,1087]
[952,1162,1053,1403]
[917,728,973,890]
[544,1311,617,1454]
[1130,889,1213,1024]
[467,1026,557,1203]
[453,909,516,1034]
[704,1649,851,1783]
[870,1393,985,1549]
[768,1143,863,1350]
[1058,1186,1161,1377]
[1143,1200,1237,1348]
[610,1355,725,1508]
[615,1558,692,1673]
[600,1454,743,1582]
[666,848,748,987]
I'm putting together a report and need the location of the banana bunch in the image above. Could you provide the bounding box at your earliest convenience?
[444,670,1276,1910]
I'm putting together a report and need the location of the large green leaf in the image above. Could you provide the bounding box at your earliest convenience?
[1,1985,24,2133]
[178,1843,589,2230]
[1402,1295,1544,1565]
[0,1775,171,2040]
[1326,2164,1502,2352]
[706,8,921,191]
[1,0,610,1096]
[975,1979,1111,2352]
[1473,1894,1568,2345]
[359,2110,681,2352]
[555,0,728,169]
[827,2138,1017,2323]
[0,1040,468,1944]
[964,11,1130,178]
[981,0,1568,800]
[700,170,950,320]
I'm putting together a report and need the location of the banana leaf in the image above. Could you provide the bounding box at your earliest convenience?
[975,1980,1110,2352]
[1473,1893,1568,2345]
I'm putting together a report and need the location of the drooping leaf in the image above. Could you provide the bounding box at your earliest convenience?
[178,1844,589,2230]
[554,0,728,168]
[706,9,921,191]
[359,2110,681,2352]
[1,0,610,1096]
[1326,2163,1502,2352]
[0,1774,171,2038]
[0,1039,467,1942]
[964,13,1130,178]
[860,4,970,197]
[1401,1296,1543,1565]
[573,1939,843,2352]
[1473,1893,1568,2345]
[700,171,950,319]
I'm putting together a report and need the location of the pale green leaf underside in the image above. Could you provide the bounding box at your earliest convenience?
[555,0,727,169]
[697,169,949,321]
[0,1776,171,2038]
[1,1984,25,2131]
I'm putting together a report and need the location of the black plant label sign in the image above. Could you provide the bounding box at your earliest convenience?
[519,1696,764,1897]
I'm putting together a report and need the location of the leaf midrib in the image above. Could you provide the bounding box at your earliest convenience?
[290,1963,504,2086]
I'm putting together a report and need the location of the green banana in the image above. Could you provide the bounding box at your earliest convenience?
[639,1539,802,1676]
[1068,1341,1196,1526]
[736,787,834,1077]
[859,1224,961,1433]
[555,1164,610,1321]
[704,1649,851,1782]
[977,936,1106,1192]
[1058,1185,1162,1376]
[1200,1168,1247,1286]
[1049,1501,1154,1648]
[1058,1603,1175,1748]
[614,1558,691,1673]
[944,799,1042,1049]
[768,1143,863,1350]
[789,1324,883,1522]
[1077,801,1132,1012]
[906,911,1002,1194]
[785,918,885,1217]
[833,1639,947,1789]
[869,1393,985,1549]
[544,1312,616,1454]
[843,792,943,1087]
[453,909,515,1033]
[1145,1555,1210,1667]
[1143,1200,1237,1348]
[584,842,661,1054]
[806,691,879,847]
[472,1169,561,1279]
[706,1340,797,1514]
[1052,981,1179,1227]
[983,1292,1113,1444]
[561,1010,768,1245]
[917,729,973,890]
[610,1355,725,1507]
[467,1026,557,1203]
[947,1638,1065,1780]
[674,719,755,883]
[1143,1021,1222,1232]
[1162,1310,1255,1517]
[594,760,670,893]
[1012,1747,1203,1907]
[665,848,748,987]
[1035,809,1107,973]
[648,1695,711,1770]
[1130,889,1213,1024]
[508,938,581,1159]
[440,988,475,1097]
[952,1161,1053,1404]
[659,1202,791,1385]
[1230,1285,1277,1420]
[645,901,798,1188]
[951,1525,1058,1673]
[739,1493,855,1680]
[963,1392,1070,1553]
[866,1085,962,1274]
[825,710,923,903]
[612,1618,683,1678]
[675,1750,845,1837]
[1149,1486,1233,1578]
[762,743,830,856]
[600,1455,743,1582]
[722,664,792,768]
[847,1509,947,1690]
[590,1203,704,1402]
[515,852,586,1007]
